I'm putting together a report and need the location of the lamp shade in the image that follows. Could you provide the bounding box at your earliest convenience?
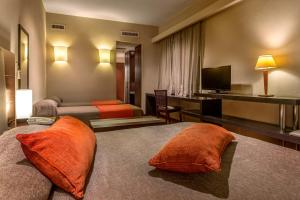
[16,89,32,119]
[99,49,111,63]
[255,55,277,70]
[54,46,68,62]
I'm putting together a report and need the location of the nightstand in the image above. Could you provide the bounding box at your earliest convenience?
[16,119,28,127]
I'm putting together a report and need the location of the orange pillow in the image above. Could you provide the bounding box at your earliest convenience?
[149,123,235,173]
[16,116,96,199]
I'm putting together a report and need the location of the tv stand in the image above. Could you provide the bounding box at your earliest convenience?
[194,92,300,132]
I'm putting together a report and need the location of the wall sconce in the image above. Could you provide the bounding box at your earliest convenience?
[54,46,68,62]
[16,89,32,119]
[99,49,111,64]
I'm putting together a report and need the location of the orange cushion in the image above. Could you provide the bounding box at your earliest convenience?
[149,123,235,173]
[16,116,96,199]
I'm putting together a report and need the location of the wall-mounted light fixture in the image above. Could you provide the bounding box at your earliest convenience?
[54,46,68,62]
[99,49,111,64]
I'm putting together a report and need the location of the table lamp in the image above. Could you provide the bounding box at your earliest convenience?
[255,55,277,97]
[16,89,32,119]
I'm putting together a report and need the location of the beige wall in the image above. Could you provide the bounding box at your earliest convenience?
[0,30,10,50]
[19,0,47,103]
[0,0,21,53]
[157,0,300,126]
[203,0,300,125]
[46,13,158,109]
[0,0,46,103]
[203,0,300,96]
[159,0,216,33]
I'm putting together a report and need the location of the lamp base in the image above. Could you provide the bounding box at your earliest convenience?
[258,94,274,97]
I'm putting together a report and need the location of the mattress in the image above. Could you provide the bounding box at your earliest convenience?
[57,105,144,123]
[57,106,99,119]
[60,102,92,107]
[60,100,123,107]
[2,123,300,200]
[50,123,300,200]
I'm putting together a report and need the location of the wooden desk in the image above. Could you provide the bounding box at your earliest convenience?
[146,93,222,117]
[194,93,300,131]
[195,92,300,105]
[145,92,300,145]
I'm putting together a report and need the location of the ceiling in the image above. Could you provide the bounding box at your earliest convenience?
[43,0,202,26]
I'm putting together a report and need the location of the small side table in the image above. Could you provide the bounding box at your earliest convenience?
[16,119,28,127]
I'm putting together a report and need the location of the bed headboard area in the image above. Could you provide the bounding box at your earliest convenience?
[0,47,16,133]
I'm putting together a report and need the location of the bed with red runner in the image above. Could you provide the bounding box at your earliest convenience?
[33,98,143,123]
[55,104,143,124]
[94,104,134,119]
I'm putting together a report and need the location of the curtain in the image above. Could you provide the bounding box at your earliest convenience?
[171,33,182,96]
[158,23,202,97]
[0,48,7,133]
[158,37,173,95]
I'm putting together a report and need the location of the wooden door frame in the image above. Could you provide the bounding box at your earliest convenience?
[115,41,142,106]
[134,44,142,107]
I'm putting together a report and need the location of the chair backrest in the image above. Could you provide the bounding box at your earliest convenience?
[154,90,167,109]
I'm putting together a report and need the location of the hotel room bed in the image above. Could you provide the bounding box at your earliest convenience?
[1,123,300,200]
[33,99,143,123]
[59,99,123,107]
[0,123,300,200]
[56,105,143,122]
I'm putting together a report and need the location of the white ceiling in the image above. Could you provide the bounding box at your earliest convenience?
[43,0,201,26]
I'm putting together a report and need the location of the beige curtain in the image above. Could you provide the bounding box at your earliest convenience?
[171,33,182,96]
[158,37,173,95]
[0,48,7,133]
[158,23,202,97]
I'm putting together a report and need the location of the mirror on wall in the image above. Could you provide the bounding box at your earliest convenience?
[18,24,29,89]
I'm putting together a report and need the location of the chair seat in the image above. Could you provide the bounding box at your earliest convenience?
[158,106,181,112]
[154,90,182,123]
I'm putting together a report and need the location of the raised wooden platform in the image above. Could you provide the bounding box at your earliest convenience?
[90,116,165,132]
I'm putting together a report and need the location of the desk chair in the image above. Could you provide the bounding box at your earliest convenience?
[154,90,182,123]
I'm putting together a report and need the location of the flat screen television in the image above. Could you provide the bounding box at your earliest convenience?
[202,65,231,93]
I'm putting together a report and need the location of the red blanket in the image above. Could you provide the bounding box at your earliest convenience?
[95,104,134,119]
[92,100,122,106]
